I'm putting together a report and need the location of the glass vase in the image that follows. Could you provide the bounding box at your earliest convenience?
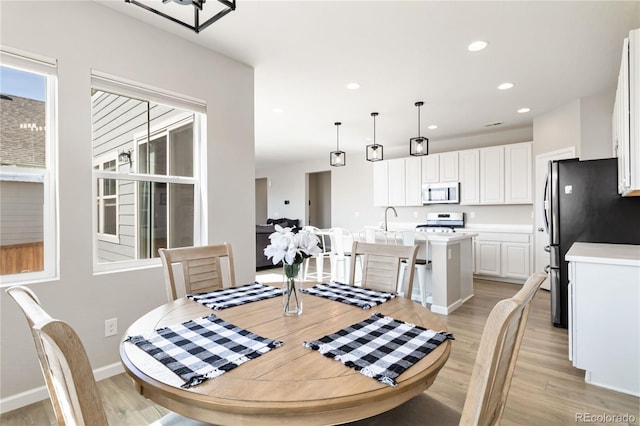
[283,262,303,316]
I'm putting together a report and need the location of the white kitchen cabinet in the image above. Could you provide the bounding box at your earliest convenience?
[613,28,640,197]
[475,240,501,276]
[459,149,480,205]
[504,142,532,204]
[421,155,440,184]
[372,161,388,207]
[439,152,459,182]
[567,242,640,396]
[501,242,530,279]
[472,230,532,281]
[404,157,422,206]
[421,153,458,184]
[373,158,422,207]
[387,158,406,206]
[480,146,505,204]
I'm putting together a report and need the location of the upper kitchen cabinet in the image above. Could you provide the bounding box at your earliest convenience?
[373,161,389,207]
[613,28,640,196]
[421,152,458,184]
[480,146,505,204]
[464,142,532,205]
[373,157,422,207]
[388,158,406,206]
[459,149,480,205]
[504,142,533,203]
[404,157,422,206]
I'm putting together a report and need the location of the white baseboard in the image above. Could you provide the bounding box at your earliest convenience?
[431,298,463,315]
[0,362,124,414]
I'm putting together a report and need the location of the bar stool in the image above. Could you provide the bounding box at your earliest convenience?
[328,228,353,282]
[302,226,332,282]
[395,230,431,306]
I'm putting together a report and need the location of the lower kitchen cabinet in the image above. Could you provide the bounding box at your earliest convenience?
[472,230,532,281]
[475,241,501,276]
[566,242,639,396]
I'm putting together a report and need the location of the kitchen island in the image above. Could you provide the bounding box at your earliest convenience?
[423,232,476,315]
[382,223,476,315]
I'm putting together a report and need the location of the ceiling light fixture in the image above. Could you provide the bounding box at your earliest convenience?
[410,101,428,156]
[428,124,438,130]
[366,112,383,162]
[498,82,514,90]
[346,82,360,90]
[468,40,488,52]
[124,0,236,34]
[517,107,531,113]
[330,122,345,167]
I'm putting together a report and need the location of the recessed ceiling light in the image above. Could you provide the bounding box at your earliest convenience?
[468,40,488,52]
[346,82,360,90]
[273,108,284,113]
[517,107,531,113]
[498,82,514,90]
[427,124,438,130]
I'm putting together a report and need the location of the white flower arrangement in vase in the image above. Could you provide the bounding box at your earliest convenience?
[264,225,321,315]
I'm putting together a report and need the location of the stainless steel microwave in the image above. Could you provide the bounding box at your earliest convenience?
[422,182,460,204]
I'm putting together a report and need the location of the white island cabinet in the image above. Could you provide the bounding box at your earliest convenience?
[566,242,640,396]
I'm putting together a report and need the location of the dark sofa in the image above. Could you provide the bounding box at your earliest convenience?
[256,218,300,269]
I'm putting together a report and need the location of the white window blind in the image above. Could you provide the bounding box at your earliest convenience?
[0,46,57,75]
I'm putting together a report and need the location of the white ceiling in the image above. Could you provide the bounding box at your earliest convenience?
[99,1,639,168]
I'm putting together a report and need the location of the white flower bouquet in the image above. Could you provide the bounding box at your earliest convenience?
[264,224,321,315]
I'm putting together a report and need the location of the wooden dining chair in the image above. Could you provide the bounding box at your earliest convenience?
[348,241,418,297]
[346,271,548,426]
[5,286,210,426]
[159,243,236,301]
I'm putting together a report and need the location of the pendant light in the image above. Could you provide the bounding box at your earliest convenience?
[410,101,428,156]
[366,112,383,162]
[330,122,345,167]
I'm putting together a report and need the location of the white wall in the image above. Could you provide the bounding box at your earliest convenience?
[0,1,254,407]
[580,89,616,160]
[257,126,535,232]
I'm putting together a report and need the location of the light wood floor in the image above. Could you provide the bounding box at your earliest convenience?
[2,269,638,425]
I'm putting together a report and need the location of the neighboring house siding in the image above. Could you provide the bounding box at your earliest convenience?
[0,94,45,168]
[91,90,181,263]
[0,181,43,245]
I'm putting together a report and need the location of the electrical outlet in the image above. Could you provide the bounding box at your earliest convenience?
[105,318,118,337]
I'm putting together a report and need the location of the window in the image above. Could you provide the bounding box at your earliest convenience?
[91,72,205,271]
[0,48,58,284]
[94,154,118,243]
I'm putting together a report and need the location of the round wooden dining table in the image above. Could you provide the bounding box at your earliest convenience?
[120,284,451,425]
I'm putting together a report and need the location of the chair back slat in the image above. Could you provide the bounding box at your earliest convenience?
[159,243,236,300]
[460,272,547,426]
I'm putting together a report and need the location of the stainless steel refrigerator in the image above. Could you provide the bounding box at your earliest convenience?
[544,158,640,328]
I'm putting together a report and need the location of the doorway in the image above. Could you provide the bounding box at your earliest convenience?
[255,178,268,225]
[534,147,575,290]
[307,171,331,228]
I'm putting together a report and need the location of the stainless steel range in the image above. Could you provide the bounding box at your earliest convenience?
[416,212,464,233]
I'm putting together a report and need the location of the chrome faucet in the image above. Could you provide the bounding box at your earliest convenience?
[384,206,398,232]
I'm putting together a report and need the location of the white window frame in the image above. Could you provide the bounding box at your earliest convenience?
[90,71,206,274]
[0,47,59,286]
[94,152,119,244]
[134,115,196,258]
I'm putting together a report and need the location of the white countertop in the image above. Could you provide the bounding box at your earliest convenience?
[565,242,640,267]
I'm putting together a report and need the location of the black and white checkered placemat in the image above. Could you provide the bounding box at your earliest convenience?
[126,314,283,388]
[303,312,453,386]
[302,282,396,309]
[187,282,283,310]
